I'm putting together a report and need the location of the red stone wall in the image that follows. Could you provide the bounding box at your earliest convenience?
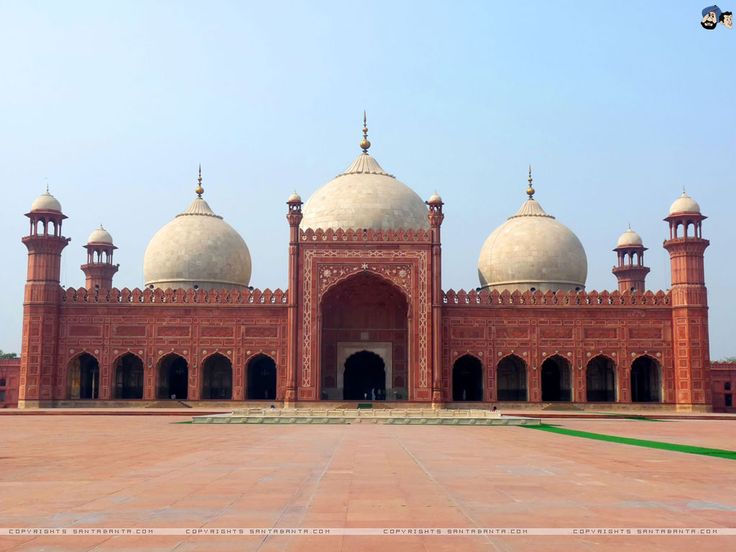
[710,362,736,412]
[442,289,676,404]
[0,358,20,408]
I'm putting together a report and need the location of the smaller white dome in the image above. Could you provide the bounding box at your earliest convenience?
[427,192,443,204]
[31,190,62,212]
[669,192,701,215]
[616,227,643,247]
[88,226,113,244]
[288,191,302,203]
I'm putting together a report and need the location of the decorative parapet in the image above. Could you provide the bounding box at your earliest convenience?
[61,286,288,305]
[442,288,671,307]
[300,227,432,243]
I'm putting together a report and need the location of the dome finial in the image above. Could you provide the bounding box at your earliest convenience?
[526,165,535,199]
[195,164,204,198]
[360,111,371,154]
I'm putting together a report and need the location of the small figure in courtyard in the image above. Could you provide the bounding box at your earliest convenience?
[492,405,498,412]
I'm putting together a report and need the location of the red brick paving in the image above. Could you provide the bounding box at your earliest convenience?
[0,416,734,551]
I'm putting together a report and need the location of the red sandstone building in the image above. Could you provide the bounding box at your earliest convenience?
[16,124,719,411]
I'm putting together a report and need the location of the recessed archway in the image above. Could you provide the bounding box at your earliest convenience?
[320,271,408,400]
[343,350,386,400]
[246,354,277,400]
[68,353,99,400]
[201,354,232,400]
[541,355,572,402]
[497,355,527,401]
[586,355,616,402]
[157,354,188,400]
[631,356,661,402]
[114,353,143,399]
[452,355,483,401]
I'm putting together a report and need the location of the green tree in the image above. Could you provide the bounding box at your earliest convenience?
[719,356,736,363]
[0,350,18,359]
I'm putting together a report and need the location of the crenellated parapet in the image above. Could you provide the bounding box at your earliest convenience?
[300,227,432,243]
[61,286,288,305]
[442,288,670,307]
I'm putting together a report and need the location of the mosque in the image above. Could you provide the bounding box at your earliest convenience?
[15,119,716,411]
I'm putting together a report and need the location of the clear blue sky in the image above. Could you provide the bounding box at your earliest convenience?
[0,1,734,358]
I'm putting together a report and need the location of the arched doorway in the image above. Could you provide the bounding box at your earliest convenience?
[157,354,188,400]
[497,355,527,401]
[114,353,143,399]
[452,355,483,401]
[541,355,572,402]
[586,355,616,402]
[343,350,386,400]
[631,356,661,402]
[320,272,408,400]
[201,354,232,400]
[68,353,99,399]
[246,355,276,400]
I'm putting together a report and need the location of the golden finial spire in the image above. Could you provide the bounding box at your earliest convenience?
[360,111,371,154]
[526,165,535,199]
[195,164,204,198]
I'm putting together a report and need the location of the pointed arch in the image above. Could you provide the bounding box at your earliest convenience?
[113,352,144,399]
[156,353,188,400]
[497,354,528,401]
[201,353,232,400]
[586,355,616,402]
[246,354,276,400]
[67,352,99,400]
[541,354,572,402]
[631,355,662,402]
[452,354,483,401]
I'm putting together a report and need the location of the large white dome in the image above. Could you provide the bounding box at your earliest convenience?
[143,196,251,290]
[669,191,701,215]
[478,196,588,292]
[301,152,429,231]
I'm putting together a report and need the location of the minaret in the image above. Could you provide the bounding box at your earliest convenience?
[81,226,118,291]
[285,190,303,404]
[612,227,650,293]
[663,191,711,410]
[427,190,444,404]
[19,188,70,408]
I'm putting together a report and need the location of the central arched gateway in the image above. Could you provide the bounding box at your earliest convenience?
[343,350,386,400]
[247,355,277,400]
[201,354,232,400]
[320,272,408,400]
[114,353,143,399]
[541,355,572,402]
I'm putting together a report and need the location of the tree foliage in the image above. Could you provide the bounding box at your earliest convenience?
[0,350,18,359]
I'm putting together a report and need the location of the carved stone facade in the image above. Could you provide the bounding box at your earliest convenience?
[14,191,715,411]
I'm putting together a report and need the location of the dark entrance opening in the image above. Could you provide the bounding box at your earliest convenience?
[631,356,661,402]
[452,355,483,401]
[157,354,188,400]
[201,354,232,400]
[497,355,527,401]
[68,353,99,399]
[541,355,572,402]
[247,355,277,400]
[586,355,616,402]
[114,353,143,399]
[343,351,385,400]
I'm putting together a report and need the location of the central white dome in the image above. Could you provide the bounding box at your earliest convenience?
[478,194,588,293]
[143,194,251,290]
[301,152,429,231]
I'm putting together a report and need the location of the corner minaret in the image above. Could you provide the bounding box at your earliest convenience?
[663,191,711,410]
[285,190,303,405]
[81,226,119,291]
[19,188,71,408]
[612,227,650,293]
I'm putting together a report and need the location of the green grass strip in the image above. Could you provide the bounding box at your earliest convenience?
[523,424,736,460]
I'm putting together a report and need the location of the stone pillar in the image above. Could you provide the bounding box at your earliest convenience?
[427,194,444,406]
[285,193,303,405]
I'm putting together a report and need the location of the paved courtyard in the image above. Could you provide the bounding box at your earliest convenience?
[0,415,734,551]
